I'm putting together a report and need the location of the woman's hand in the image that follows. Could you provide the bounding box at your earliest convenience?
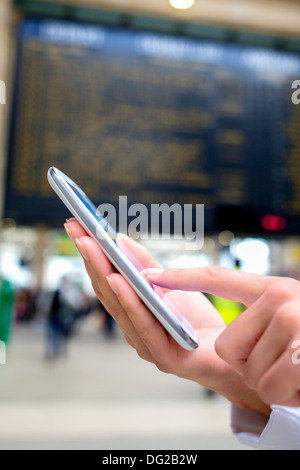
[144,266,300,407]
[65,219,270,417]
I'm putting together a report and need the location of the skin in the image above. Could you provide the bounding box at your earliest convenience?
[65,218,270,417]
[144,265,300,408]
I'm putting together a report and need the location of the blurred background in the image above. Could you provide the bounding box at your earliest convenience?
[0,0,300,450]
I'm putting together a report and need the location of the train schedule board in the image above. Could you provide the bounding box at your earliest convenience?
[5,17,300,234]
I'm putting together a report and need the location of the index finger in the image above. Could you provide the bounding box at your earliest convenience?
[144,266,276,307]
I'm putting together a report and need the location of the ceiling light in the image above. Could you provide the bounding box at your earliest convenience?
[169,0,196,10]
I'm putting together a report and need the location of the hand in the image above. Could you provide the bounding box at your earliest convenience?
[64,219,270,417]
[144,266,300,407]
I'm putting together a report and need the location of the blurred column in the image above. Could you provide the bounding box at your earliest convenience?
[34,225,50,289]
[0,0,15,220]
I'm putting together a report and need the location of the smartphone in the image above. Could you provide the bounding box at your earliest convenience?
[47,167,199,351]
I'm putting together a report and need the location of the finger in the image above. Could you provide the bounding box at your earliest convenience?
[69,225,167,357]
[65,219,88,240]
[75,236,128,319]
[65,221,113,299]
[242,312,291,390]
[116,234,162,270]
[215,280,300,377]
[106,275,153,360]
[75,236,116,283]
[257,349,300,406]
[215,280,297,374]
[107,273,178,371]
[75,236,152,354]
[214,297,274,375]
[144,266,275,307]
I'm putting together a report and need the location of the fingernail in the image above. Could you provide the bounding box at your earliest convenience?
[143,268,165,277]
[75,238,89,261]
[64,223,75,241]
[106,276,119,295]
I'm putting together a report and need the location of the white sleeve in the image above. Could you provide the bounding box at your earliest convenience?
[231,404,300,450]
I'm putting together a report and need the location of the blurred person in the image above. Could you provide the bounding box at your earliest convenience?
[103,309,116,338]
[45,275,86,359]
[65,219,300,450]
[85,297,117,338]
[99,302,117,339]
[13,289,27,323]
[14,288,38,323]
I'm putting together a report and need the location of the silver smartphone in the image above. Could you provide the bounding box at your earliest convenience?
[47,167,199,351]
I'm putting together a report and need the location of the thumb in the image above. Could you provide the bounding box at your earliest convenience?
[116,234,162,270]
[143,266,275,307]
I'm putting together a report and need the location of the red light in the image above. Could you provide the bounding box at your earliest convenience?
[261,214,286,232]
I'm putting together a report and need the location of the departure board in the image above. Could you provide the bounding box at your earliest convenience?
[5,17,300,234]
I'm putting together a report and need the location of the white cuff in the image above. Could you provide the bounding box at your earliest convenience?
[231,404,300,450]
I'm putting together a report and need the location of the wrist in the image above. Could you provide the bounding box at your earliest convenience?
[228,378,271,418]
[197,362,271,418]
